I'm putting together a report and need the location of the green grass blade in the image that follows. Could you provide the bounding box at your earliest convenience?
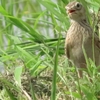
[5,86,17,100]
[0,6,45,43]
[38,0,68,24]
[51,34,61,100]
[14,66,23,87]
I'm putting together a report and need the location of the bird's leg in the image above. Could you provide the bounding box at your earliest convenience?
[77,63,86,78]
[78,70,83,78]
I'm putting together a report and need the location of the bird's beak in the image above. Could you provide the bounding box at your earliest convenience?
[65,6,76,14]
[68,10,76,14]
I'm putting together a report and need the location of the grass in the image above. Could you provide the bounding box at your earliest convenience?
[0,0,100,100]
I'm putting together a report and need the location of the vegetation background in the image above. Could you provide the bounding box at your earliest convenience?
[0,0,100,100]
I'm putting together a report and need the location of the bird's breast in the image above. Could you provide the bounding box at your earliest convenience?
[65,23,91,60]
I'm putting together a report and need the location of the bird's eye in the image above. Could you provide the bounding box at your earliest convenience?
[75,2,82,9]
[76,3,80,7]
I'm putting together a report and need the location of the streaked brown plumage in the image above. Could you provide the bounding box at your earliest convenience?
[65,1,100,77]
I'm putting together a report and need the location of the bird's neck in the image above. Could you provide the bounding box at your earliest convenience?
[71,18,88,24]
[71,18,90,28]
[70,18,92,34]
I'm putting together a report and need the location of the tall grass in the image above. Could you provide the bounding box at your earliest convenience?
[0,0,100,100]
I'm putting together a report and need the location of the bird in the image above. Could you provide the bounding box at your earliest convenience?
[65,1,100,77]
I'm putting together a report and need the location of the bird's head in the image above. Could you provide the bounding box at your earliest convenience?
[65,1,86,22]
